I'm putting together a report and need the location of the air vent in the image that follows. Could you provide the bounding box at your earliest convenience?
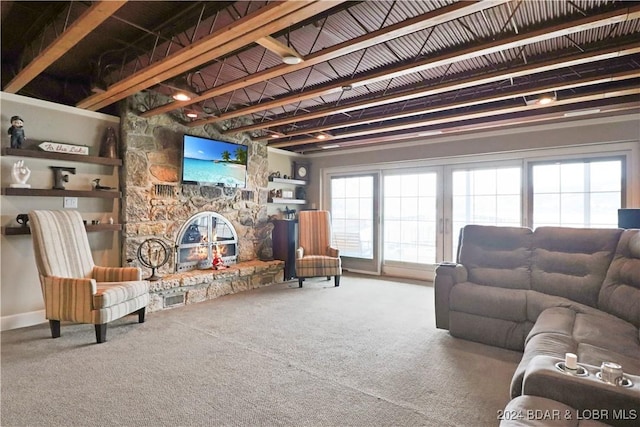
[164,294,185,307]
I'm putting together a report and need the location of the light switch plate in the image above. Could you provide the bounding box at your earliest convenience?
[63,197,78,209]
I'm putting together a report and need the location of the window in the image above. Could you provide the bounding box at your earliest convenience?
[530,157,623,228]
[331,175,374,259]
[451,166,522,253]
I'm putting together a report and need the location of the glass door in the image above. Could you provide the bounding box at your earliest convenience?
[330,174,379,273]
[382,169,442,279]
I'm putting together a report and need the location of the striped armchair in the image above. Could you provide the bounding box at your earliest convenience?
[28,210,150,343]
[295,210,342,287]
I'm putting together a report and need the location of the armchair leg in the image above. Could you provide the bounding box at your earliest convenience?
[335,276,340,287]
[95,324,107,344]
[298,278,303,288]
[137,307,146,323]
[49,320,61,338]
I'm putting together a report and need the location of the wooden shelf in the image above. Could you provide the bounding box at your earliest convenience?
[2,223,122,236]
[269,198,306,204]
[268,177,307,186]
[1,187,120,198]
[2,148,122,166]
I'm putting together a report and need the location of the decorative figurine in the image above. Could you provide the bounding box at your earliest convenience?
[16,214,29,227]
[92,178,114,190]
[99,127,118,158]
[8,116,25,149]
[10,160,31,188]
[212,246,226,270]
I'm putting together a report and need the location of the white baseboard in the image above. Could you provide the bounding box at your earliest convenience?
[1,310,46,332]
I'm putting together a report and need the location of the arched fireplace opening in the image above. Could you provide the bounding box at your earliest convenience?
[175,211,238,272]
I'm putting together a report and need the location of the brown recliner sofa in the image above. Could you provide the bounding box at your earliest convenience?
[435,225,640,427]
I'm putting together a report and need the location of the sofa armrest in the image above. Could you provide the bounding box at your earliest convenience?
[522,355,640,427]
[92,266,142,282]
[434,263,468,330]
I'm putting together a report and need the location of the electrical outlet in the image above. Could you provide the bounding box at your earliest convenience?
[63,197,78,209]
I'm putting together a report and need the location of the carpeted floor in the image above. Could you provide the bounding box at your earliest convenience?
[1,273,522,427]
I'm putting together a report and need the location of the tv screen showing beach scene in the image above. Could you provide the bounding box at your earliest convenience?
[181,135,248,187]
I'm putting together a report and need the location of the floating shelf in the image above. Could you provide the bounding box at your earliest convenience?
[269,198,306,204]
[268,177,307,186]
[1,188,120,198]
[2,148,122,166]
[2,223,122,236]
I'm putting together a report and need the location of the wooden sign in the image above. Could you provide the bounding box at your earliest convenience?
[39,141,89,155]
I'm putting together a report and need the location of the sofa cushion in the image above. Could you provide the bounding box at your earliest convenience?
[531,227,622,307]
[459,225,532,290]
[451,282,528,322]
[598,229,640,328]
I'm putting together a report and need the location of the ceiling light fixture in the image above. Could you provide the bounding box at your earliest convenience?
[282,55,303,65]
[563,109,601,117]
[417,130,443,137]
[321,144,340,149]
[536,92,557,105]
[168,75,197,101]
[316,134,328,140]
[186,110,198,118]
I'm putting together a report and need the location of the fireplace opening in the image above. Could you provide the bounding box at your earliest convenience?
[175,211,238,272]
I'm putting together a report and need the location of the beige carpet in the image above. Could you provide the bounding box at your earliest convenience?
[1,274,522,427]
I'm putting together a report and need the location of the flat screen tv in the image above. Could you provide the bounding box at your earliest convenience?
[181,135,248,188]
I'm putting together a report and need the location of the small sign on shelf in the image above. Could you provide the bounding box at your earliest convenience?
[39,141,89,156]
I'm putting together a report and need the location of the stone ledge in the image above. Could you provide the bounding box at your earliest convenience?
[147,260,284,312]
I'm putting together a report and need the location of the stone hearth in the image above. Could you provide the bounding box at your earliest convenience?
[147,260,284,312]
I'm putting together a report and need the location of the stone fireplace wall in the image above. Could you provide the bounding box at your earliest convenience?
[120,95,274,277]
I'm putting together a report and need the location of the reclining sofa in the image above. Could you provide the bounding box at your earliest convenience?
[435,225,639,427]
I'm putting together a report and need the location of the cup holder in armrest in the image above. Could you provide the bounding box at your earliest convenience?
[555,361,589,377]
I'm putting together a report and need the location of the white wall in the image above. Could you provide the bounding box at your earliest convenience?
[306,113,640,209]
[1,92,120,331]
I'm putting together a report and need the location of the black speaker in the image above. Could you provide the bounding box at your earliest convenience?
[618,209,640,229]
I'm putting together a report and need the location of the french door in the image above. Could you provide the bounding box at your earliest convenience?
[327,162,523,279]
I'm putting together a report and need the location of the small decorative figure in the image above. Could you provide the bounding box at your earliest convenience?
[8,116,25,149]
[92,178,114,190]
[212,245,226,270]
[16,214,29,227]
[99,127,118,158]
[10,160,31,188]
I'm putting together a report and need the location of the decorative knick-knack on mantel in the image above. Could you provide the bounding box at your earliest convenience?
[99,127,118,158]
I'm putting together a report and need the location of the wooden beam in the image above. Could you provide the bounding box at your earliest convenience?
[269,86,640,148]
[254,69,640,142]
[224,42,640,134]
[3,1,127,93]
[78,1,343,111]
[142,0,509,117]
[256,36,302,60]
[190,4,640,129]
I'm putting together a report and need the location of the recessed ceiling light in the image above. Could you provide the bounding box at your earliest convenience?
[282,55,303,65]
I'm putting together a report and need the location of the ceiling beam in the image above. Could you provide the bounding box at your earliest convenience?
[256,36,302,60]
[77,1,343,111]
[224,42,640,134]
[3,0,127,93]
[142,0,509,118]
[254,69,640,142]
[269,86,640,148]
[190,3,640,129]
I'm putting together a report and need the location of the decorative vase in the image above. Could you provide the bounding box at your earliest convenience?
[99,127,118,158]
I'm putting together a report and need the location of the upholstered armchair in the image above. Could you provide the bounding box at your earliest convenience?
[295,210,342,287]
[28,210,150,343]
